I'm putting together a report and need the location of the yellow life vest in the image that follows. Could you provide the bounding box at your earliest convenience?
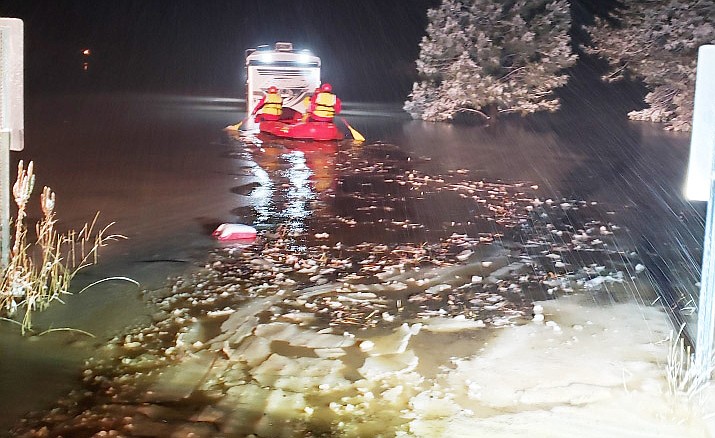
[262,92,283,116]
[313,92,337,118]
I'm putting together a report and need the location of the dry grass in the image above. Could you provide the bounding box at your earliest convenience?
[0,161,124,334]
[666,325,713,401]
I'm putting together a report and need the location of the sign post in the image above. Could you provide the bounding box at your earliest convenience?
[684,45,715,383]
[0,18,24,268]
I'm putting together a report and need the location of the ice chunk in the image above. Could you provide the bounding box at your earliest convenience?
[410,390,461,419]
[210,295,280,347]
[220,384,271,435]
[425,284,451,294]
[358,350,419,379]
[279,312,316,324]
[366,323,422,356]
[254,322,355,349]
[145,351,217,402]
[290,330,356,349]
[314,347,347,359]
[422,316,485,332]
[251,353,349,391]
[254,322,303,342]
[456,249,473,261]
[264,388,307,416]
[229,336,271,368]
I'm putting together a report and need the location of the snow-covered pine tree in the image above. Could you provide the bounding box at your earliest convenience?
[585,0,715,131]
[405,0,577,122]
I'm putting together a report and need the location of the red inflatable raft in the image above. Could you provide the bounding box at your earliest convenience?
[259,119,344,141]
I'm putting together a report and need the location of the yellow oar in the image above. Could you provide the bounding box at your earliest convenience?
[224,118,247,131]
[341,117,365,142]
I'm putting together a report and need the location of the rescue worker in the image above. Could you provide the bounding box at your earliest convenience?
[309,83,341,123]
[300,87,321,121]
[252,86,283,122]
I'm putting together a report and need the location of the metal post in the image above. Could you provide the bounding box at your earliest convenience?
[0,131,8,267]
[685,45,715,382]
[696,179,715,380]
[0,18,24,269]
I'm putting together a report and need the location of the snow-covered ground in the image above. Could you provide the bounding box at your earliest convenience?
[407,297,714,437]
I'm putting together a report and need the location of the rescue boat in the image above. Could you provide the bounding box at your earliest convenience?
[258,119,344,141]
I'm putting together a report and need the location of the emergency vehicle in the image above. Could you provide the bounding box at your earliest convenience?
[244,42,320,129]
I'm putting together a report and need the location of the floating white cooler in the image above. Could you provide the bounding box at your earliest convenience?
[212,223,258,241]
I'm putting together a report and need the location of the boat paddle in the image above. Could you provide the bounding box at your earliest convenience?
[225,106,258,130]
[341,117,365,142]
[224,117,247,131]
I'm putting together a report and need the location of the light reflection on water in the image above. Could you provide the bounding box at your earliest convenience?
[282,150,315,234]
[238,137,335,237]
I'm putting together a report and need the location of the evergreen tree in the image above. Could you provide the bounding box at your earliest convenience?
[586,0,715,131]
[405,0,577,122]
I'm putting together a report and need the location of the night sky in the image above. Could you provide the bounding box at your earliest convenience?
[0,0,441,102]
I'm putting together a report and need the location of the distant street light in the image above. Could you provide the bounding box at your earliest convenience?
[82,48,90,71]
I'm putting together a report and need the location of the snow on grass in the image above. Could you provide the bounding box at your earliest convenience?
[402,296,715,437]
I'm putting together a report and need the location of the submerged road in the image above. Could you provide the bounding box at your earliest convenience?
[0,92,700,433]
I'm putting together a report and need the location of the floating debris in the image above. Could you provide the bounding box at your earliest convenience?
[11,139,652,437]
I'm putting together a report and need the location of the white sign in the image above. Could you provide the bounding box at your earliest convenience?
[685,45,715,201]
[0,17,24,152]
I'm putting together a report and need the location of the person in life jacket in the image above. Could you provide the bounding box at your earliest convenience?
[309,83,342,123]
[300,89,319,121]
[252,86,283,122]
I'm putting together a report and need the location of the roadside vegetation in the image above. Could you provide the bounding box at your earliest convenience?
[0,161,123,334]
[405,0,576,122]
[406,0,715,131]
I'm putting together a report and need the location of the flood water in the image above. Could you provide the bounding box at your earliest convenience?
[1,93,710,437]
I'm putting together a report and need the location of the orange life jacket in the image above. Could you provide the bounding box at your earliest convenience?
[261,92,283,116]
[313,92,337,119]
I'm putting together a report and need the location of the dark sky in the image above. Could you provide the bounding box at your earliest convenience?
[0,0,440,102]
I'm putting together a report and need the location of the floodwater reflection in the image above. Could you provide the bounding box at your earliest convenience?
[233,135,339,236]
